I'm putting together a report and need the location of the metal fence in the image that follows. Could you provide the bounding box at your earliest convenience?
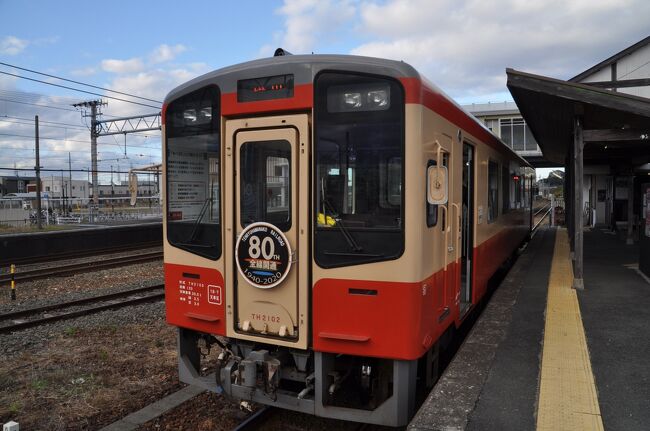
[0,198,162,229]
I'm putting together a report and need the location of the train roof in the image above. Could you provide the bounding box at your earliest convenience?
[164,53,530,167]
[165,54,422,102]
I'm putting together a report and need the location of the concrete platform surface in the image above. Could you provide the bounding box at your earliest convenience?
[578,228,650,431]
[409,227,554,431]
[409,226,650,430]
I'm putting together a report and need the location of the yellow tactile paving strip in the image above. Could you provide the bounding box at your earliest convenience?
[536,229,603,431]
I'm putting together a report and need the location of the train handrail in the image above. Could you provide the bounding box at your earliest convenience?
[440,204,450,271]
[451,202,461,264]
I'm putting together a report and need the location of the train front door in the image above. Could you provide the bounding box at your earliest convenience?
[224,114,310,349]
[460,142,474,315]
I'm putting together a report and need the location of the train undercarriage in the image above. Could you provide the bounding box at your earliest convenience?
[177,328,445,426]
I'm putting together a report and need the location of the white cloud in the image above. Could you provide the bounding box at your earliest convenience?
[350,0,650,100]
[149,44,187,63]
[101,58,145,74]
[0,43,208,177]
[0,36,28,55]
[102,63,210,117]
[275,0,356,53]
[70,67,98,77]
[0,73,19,89]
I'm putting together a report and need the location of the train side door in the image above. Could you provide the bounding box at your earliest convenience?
[459,142,474,315]
[223,114,310,350]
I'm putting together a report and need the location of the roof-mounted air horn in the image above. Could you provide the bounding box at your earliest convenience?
[274,48,293,57]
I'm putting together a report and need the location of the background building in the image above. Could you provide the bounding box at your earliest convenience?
[0,175,36,197]
[463,101,543,162]
[570,36,650,98]
[41,176,90,200]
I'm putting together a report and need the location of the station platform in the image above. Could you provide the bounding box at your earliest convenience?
[409,226,650,431]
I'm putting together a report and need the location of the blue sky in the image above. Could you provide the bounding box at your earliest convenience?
[1,0,649,180]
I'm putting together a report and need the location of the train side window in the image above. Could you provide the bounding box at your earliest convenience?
[487,160,498,223]
[514,174,522,208]
[502,165,510,213]
[426,159,438,227]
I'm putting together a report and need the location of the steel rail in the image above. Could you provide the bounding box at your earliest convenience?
[533,207,553,232]
[0,251,163,283]
[534,203,551,217]
[231,407,276,431]
[0,284,164,334]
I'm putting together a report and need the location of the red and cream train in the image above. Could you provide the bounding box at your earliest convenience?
[162,51,532,426]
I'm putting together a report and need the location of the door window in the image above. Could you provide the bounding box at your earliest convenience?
[240,140,291,231]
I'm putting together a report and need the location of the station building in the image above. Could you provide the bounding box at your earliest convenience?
[466,37,649,236]
[463,101,544,164]
[565,37,650,232]
[506,35,650,284]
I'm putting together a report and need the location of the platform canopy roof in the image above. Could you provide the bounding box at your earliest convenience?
[506,69,650,170]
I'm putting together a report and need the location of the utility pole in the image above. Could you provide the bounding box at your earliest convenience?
[74,100,161,221]
[68,152,73,202]
[73,100,106,207]
[35,115,42,229]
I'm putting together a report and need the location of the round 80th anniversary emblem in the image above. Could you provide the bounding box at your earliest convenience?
[235,222,292,289]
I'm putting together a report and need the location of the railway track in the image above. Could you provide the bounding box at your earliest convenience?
[0,250,163,284]
[229,406,373,431]
[532,205,552,233]
[231,406,276,431]
[0,284,164,334]
[534,203,551,217]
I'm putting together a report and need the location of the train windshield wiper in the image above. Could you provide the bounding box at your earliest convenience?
[322,198,363,252]
[186,197,212,243]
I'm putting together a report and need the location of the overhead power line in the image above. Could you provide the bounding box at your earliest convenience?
[0,88,82,106]
[0,97,78,112]
[0,62,163,104]
[0,70,161,109]
[0,167,158,174]
[0,132,160,150]
[0,117,88,131]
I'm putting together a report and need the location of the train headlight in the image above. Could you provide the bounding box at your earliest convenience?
[328,84,391,112]
[183,108,197,123]
[343,92,362,108]
[199,106,212,121]
[367,89,388,108]
[183,107,212,125]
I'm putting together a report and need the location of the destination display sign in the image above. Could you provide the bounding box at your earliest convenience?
[235,222,292,289]
[237,74,294,102]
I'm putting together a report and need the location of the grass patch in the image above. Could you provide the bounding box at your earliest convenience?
[63,326,79,337]
[30,378,48,391]
[9,400,21,414]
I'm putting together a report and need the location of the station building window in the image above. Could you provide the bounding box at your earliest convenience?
[500,117,539,152]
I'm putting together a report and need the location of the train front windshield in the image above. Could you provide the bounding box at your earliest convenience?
[314,72,405,268]
[165,86,221,260]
